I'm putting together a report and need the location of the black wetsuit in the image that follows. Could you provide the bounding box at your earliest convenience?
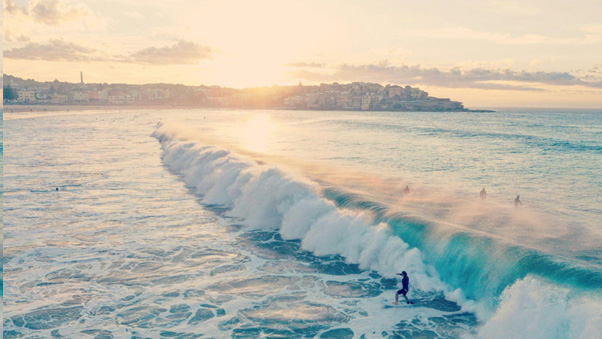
[398,275,409,296]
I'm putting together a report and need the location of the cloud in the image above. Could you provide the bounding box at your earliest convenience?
[4,0,26,15]
[284,62,325,68]
[412,26,602,46]
[286,63,602,91]
[4,39,97,61]
[486,0,540,16]
[30,0,90,25]
[412,27,548,45]
[5,39,212,65]
[3,0,107,41]
[4,0,97,26]
[582,25,602,34]
[123,11,145,20]
[121,40,212,65]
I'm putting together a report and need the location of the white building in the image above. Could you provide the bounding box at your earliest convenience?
[50,94,69,104]
[108,90,135,104]
[72,91,89,102]
[388,85,403,97]
[18,90,37,102]
[361,95,372,110]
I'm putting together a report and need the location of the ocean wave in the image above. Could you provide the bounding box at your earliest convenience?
[338,119,602,154]
[152,123,475,311]
[476,276,602,339]
[152,122,602,336]
[324,187,602,303]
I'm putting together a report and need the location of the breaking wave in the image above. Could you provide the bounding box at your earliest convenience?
[152,122,602,338]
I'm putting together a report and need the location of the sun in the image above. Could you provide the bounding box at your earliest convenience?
[186,0,336,87]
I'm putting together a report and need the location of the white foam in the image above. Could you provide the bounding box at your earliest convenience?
[154,123,602,338]
[153,123,475,308]
[477,276,602,339]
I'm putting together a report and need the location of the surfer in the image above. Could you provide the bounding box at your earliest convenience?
[403,186,410,194]
[394,271,412,304]
[480,187,487,199]
[514,195,522,207]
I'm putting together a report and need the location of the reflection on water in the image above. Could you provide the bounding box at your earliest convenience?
[239,113,276,153]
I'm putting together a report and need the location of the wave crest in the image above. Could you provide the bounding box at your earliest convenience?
[152,123,471,306]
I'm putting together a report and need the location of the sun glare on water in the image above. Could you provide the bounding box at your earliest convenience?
[240,113,276,153]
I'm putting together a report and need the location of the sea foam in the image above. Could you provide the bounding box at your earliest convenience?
[153,122,602,337]
[152,123,475,309]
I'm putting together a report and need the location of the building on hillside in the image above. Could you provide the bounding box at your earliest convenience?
[50,94,69,104]
[388,85,404,97]
[72,91,89,103]
[337,92,353,109]
[18,90,37,102]
[108,90,134,104]
[361,95,372,110]
[283,95,305,109]
[87,90,109,103]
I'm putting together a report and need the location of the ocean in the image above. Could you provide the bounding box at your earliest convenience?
[3,108,602,338]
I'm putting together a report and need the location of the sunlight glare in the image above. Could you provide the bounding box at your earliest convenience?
[240,113,275,153]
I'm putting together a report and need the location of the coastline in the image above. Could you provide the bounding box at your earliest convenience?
[3,104,494,114]
[2,104,183,113]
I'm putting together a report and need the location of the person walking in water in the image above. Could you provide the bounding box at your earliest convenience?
[403,186,410,194]
[514,195,522,207]
[394,271,412,304]
[480,188,487,200]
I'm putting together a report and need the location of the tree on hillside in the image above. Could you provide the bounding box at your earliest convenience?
[3,85,18,101]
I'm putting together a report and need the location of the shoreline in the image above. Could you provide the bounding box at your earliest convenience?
[2,104,494,114]
[2,104,189,113]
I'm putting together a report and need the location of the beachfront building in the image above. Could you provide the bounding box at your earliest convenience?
[50,94,69,104]
[108,90,135,104]
[87,90,109,103]
[72,91,89,103]
[18,90,37,102]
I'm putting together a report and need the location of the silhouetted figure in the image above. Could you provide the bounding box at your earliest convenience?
[56,187,59,191]
[403,186,410,194]
[480,188,487,200]
[514,195,522,207]
[394,271,412,304]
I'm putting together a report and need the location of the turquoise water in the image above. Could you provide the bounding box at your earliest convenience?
[3,109,602,338]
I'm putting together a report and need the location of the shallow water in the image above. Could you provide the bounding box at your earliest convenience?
[3,109,602,338]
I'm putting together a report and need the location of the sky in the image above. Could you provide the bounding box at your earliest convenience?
[3,0,602,108]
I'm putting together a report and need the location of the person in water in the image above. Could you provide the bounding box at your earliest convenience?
[394,271,412,304]
[480,187,487,199]
[514,195,522,207]
[403,186,410,194]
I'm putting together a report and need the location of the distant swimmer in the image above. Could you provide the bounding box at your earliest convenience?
[403,186,410,194]
[514,195,522,207]
[394,271,413,304]
[480,188,487,200]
